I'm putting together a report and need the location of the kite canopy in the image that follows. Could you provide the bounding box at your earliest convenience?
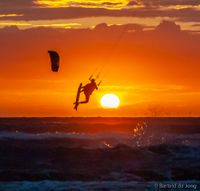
[48,50,59,72]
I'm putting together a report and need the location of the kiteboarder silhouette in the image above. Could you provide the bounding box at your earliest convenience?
[74,77,101,110]
[79,78,98,103]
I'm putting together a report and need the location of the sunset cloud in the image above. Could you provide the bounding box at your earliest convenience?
[0,14,23,18]
[0,0,200,32]
[35,0,129,9]
[0,6,200,22]
[137,0,200,7]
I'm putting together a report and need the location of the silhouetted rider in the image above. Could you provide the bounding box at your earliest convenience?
[79,78,98,104]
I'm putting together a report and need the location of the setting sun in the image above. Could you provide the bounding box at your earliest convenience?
[100,94,120,108]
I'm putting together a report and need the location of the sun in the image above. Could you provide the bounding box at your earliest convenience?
[100,94,120,108]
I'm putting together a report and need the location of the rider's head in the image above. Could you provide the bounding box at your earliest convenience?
[91,78,95,83]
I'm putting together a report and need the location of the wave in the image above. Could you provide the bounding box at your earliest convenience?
[0,130,200,149]
[1,117,200,135]
[0,118,200,183]
[0,142,199,181]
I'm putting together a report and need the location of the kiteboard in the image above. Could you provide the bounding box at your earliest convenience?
[74,83,82,110]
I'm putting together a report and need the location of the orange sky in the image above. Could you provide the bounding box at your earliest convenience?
[1,0,200,117]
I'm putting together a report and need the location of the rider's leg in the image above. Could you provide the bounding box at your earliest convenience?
[79,95,90,104]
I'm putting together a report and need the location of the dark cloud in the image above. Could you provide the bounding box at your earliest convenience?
[0,0,34,10]
[101,2,123,6]
[137,0,200,7]
[0,0,33,6]
[0,6,200,23]
[155,20,181,33]
[1,0,199,10]
[94,22,144,32]
[0,0,35,16]
[0,0,200,25]
[127,1,139,6]
[178,15,200,22]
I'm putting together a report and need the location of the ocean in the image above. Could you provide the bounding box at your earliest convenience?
[0,117,199,190]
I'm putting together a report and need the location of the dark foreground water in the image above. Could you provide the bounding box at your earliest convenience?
[0,117,200,191]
